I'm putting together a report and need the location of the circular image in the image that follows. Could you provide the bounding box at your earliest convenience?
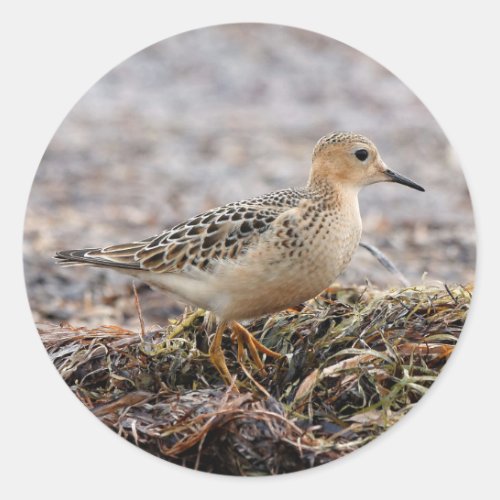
[25,24,475,475]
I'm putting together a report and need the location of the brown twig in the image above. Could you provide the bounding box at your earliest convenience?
[132,281,145,342]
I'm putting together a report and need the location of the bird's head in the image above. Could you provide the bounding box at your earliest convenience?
[309,132,425,193]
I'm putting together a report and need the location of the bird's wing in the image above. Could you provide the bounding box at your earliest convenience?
[55,188,306,273]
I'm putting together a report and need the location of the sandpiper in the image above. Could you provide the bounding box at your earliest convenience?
[55,132,424,384]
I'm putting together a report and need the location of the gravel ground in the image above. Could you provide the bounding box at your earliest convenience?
[24,24,475,327]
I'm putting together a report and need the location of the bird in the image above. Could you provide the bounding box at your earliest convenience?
[55,132,424,385]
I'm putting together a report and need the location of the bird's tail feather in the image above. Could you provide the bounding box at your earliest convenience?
[54,245,144,271]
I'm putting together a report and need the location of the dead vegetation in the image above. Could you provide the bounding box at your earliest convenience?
[38,282,470,475]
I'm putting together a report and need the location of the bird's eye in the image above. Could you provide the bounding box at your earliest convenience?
[355,149,369,161]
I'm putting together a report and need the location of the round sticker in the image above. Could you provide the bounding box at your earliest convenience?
[24,23,474,475]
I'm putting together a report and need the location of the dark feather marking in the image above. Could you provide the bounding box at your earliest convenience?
[166,243,186,260]
[206,222,220,234]
[202,232,221,249]
[187,225,204,236]
[142,252,165,268]
[239,221,252,234]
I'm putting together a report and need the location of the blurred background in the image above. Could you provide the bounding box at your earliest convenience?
[24,24,475,327]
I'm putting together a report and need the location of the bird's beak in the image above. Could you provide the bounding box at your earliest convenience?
[384,168,425,192]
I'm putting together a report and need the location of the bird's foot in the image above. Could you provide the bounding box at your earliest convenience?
[230,321,282,374]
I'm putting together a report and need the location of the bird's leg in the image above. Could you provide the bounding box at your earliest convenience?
[230,321,282,372]
[208,320,234,385]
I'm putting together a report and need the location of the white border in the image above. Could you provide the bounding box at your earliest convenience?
[2,1,499,498]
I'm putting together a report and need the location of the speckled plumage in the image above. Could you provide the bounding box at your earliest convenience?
[56,184,361,320]
[56,132,424,384]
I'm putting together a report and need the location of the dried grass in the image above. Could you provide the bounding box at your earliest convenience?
[38,282,471,475]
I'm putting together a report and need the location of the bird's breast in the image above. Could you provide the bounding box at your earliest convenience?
[297,208,362,290]
[200,205,362,320]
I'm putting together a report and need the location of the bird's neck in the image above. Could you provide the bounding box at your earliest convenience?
[306,178,360,211]
[307,157,362,199]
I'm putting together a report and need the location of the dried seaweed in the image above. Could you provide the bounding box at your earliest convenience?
[38,282,471,475]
